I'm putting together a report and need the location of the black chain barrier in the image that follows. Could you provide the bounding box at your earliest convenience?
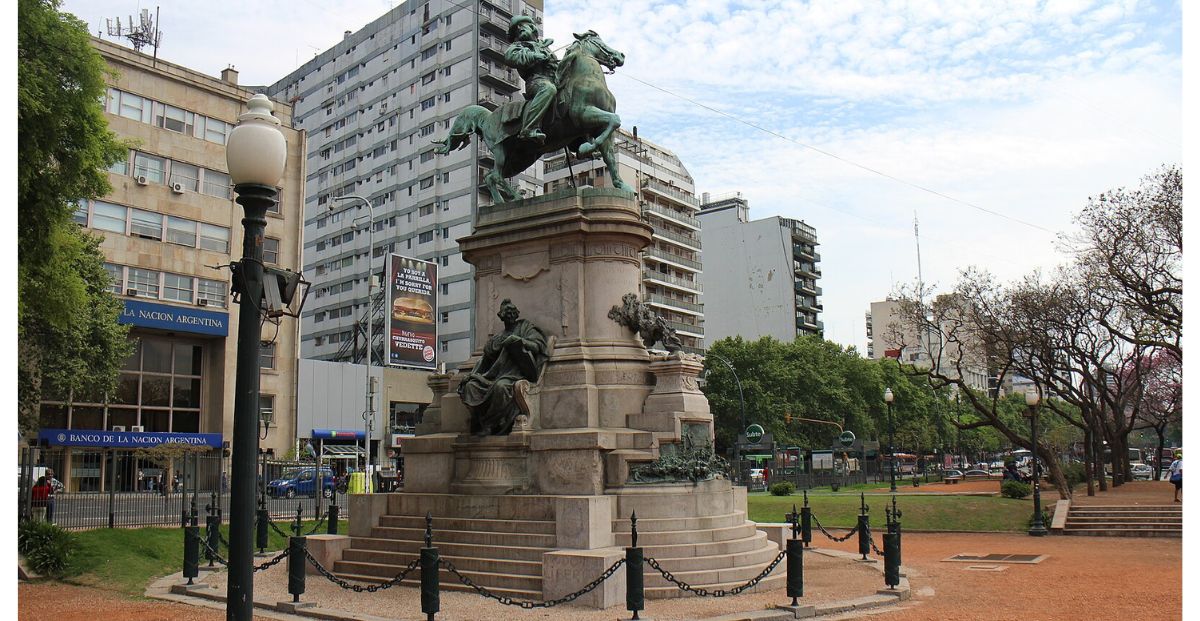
[255,549,291,573]
[304,551,421,593]
[198,535,290,572]
[265,514,293,539]
[810,514,859,543]
[439,557,626,609]
[303,511,328,536]
[199,538,230,567]
[644,551,786,597]
[869,533,886,557]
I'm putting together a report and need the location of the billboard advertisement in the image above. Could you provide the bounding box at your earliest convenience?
[386,254,438,369]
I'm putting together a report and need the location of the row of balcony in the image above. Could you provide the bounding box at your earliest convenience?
[479,63,518,88]
[643,268,703,293]
[642,202,700,229]
[647,294,704,314]
[642,179,700,207]
[669,320,704,336]
[651,226,702,250]
[644,246,702,271]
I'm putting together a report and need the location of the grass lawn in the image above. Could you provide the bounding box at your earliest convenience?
[747,493,1036,532]
[64,520,321,597]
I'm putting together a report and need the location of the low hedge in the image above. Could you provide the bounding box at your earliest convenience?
[18,520,74,578]
[1001,480,1032,499]
[769,481,796,496]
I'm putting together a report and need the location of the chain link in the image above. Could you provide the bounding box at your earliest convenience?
[265,514,292,539]
[303,511,328,536]
[199,537,230,567]
[304,550,421,592]
[255,549,290,572]
[643,551,785,597]
[439,557,625,608]
[811,514,859,542]
[869,533,886,557]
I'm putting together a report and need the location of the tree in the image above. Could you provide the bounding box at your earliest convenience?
[18,0,132,433]
[1131,350,1181,480]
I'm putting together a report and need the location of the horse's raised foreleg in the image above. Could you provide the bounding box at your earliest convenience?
[598,137,633,192]
[486,150,521,203]
[575,106,621,158]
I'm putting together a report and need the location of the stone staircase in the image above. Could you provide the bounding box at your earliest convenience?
[613,510,786,598]
[334,494,557,599]
[1063,505,1182,537]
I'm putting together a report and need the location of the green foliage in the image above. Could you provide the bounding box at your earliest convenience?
[1061,461,1087,490]
[748,494,1034,532]
[1000,480,1032,499]
[769,481,796,496]
[1028,509,1051,530]
[18,520,75,577]
[18,0,133,434]
[629,443,728,483]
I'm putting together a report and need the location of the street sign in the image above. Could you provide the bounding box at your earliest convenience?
[745,424,765,444]
[839,430,856,447]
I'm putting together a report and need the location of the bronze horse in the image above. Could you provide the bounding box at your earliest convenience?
[433,30,632,203]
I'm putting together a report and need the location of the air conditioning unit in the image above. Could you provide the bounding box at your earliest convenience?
[130,425,145,432]
[126,288,138,297]
[197,298,209,307]
[135,175,149,186]
[111,425,126,432]
[170,182,185,194]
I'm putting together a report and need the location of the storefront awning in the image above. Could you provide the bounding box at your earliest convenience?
[312,429,366,440]
[321,445,365,459]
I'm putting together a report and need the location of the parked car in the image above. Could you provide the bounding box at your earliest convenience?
[1131,463,1154,481]
[943,469,963,479]
[963,469,993,479]
[749,468,764,484]
[267,467,336,499]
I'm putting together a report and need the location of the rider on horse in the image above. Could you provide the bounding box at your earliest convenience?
[504,16,559,143]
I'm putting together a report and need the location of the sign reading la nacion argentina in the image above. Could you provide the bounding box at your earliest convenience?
[39,429,223,448]
[119,299,229,337]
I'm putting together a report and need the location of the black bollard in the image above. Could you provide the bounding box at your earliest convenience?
[801,490,812,547]
[626,512,644,620]
[205,513,220,567]
[183,525,200,585]
[288,536,306,602]
[327,503,339,535]
[857,494,870,561]
[888,496,902,567]
[420,513,439,621]
[190,494,199,527]
[883,532,900,588]
[293,502,304,536]
[256,507,269,554]
[786,538,804,605]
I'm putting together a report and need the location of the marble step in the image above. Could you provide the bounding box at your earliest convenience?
[385,493,556,521]
[614,521,759,546]
[639,551,786,589]
[369,525,557,548]
[1062,527,1181,538]
[1064,520,1182,530]
[644,565,787,598]
[630,530,775,558]
[341,548,543,576]
[350,537,549,562]
[639,543,782,572]
[333,570,543,599]
[379,515,557,535]
[612,511,747,533]
[333,560,543,592]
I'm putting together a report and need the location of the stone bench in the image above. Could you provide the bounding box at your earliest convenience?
[944,476,961,484]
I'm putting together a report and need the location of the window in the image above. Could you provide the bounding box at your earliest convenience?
[118,92,150,122]
[91,201,127,233]
[130,209,163,240]
[418,231,433,243]
[169,161,200,192]
[419,204,434,216]
[441,312,449,324]
[442,172,450,183]
[166,216,197,246]
[259,342,276,369]
[197,278,228,308]
[156,103,195,134]
[103,263,124,295]
[421,97,435,110]
[421,46,437,60]
[199,223,230,253]
[204,117,229,144]
[422,72,435,85]
[441,227,449,238]
[419,124,435,137]
[133,152,166,183]
[441,92,451,103]
[202,170,231,199]
[260,395,275,427]
[73,200,89,226]
[314,311,325,322]
[420,177,434,189]
[108,154,129,176]
[128,268,160,297]
[263,237,280,264]
[440,283,449,295]
[164,273,194,303]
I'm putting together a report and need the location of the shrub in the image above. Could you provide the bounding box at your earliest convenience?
[18,520,74,577]
[769,482,796,496]
[1061,461,1087,490]
[1001,480,1032,499]
[1028,509,1051,529]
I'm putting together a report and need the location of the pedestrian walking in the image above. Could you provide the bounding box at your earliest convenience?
[1168,451,1183,503]
[45,469,63,523]
[30,476,51,522]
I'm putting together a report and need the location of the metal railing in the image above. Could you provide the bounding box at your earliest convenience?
[642,180,701,207]
[642,202,701,228]
[667,320,703,336]
[642,268,703,293]
[644,247,702,271]
[647,294,704,313]
[651,227,702,250]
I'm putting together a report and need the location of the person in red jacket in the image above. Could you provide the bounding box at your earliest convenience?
[30,476,51,522]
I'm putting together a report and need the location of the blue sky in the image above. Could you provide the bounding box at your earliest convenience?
[58,0,1185,352]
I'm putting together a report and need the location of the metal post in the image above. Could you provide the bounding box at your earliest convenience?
[227,183,275,621]
[107,448,116,529]
[288,536,307,603]
[183,525,200,585]
[333,195,376,492]
[787,504,803,606]
[293,502,304,536]
[626,511,644,619]
[887,401,896,493]
[800,490,812,547]
[883,532,900,588]
[206,511,220,568]
[1028,402,1048,536]
[327,503,339,535]
[857,493,870,561]
[256,506,269,554]
[420,513,439,621]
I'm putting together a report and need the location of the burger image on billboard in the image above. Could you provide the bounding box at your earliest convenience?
[392,296,433,323]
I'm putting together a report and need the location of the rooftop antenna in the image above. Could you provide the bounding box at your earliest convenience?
[106,7,163,63]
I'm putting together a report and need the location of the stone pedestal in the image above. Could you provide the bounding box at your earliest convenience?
[633,353,714,451]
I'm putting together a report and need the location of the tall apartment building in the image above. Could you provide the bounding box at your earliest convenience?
[267,0,543,371]
[541,129,706,352]
[35,38,306,490]
[697,193,822,343]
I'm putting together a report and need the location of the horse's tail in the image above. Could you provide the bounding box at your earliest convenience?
[433,105,490,154]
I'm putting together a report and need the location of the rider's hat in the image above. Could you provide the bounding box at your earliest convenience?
[508,15,536,40]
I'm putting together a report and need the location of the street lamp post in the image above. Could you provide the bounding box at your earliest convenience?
[331,195,377,492]
[884,388,896,493]
[1026,389,1048,536]
[225,94,287,621]
[708,353,746,482]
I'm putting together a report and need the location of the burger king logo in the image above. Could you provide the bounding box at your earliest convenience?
[423,346,435,362]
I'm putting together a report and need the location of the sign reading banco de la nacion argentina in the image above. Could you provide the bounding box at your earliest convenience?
[39,429,223,448]
[119,299,229,336]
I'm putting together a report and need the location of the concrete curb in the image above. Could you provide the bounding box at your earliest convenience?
[145,547,912,621]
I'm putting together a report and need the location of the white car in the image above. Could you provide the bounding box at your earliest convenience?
[749,468,764,483]
[1131,463,1154,481]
